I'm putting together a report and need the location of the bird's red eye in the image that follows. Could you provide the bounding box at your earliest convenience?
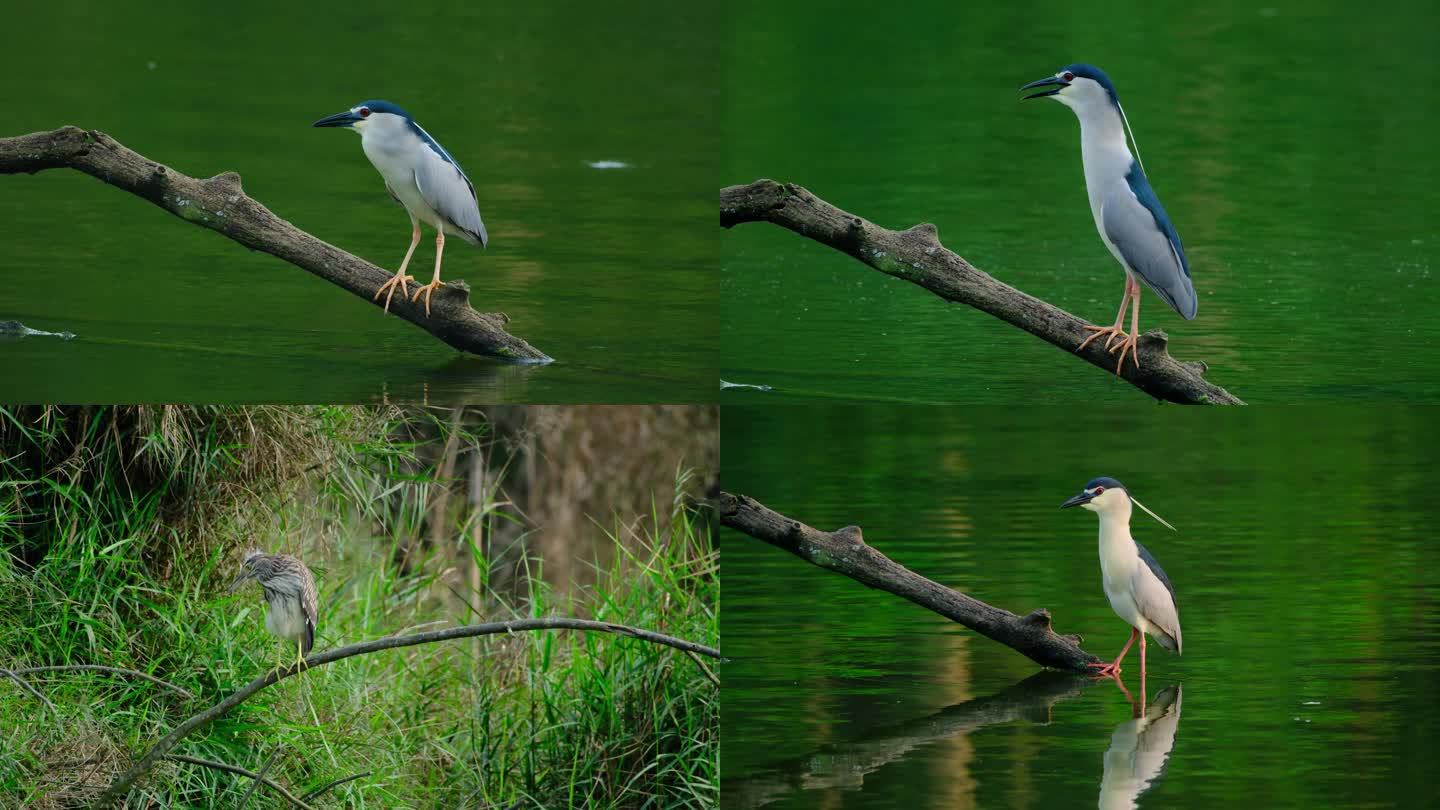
[1094,486,1105,494]
[1063,71,1074,82]
[359,107,370,118]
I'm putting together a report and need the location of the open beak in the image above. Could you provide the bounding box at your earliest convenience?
[312,110,362,128]
[1059,491,1093,509]
[1020,75,1069,100]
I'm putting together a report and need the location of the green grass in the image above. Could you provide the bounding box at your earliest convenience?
[0,406,718,808]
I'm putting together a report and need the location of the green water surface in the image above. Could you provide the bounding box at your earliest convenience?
[1,1,717,403]
[721,2,1440,403]
[721,404,1439,808]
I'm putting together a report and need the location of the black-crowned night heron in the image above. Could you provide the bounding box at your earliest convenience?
[229,550,319,672]
[1061,477,1182,680]
[1021,64,1196,374]
[314,100,489,316]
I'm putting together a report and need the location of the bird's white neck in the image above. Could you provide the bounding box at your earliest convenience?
[1096,501,1136,577]
[1069,101,1135,222]
[1073,100,1129,153]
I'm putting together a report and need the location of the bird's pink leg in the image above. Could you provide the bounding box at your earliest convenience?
[1108,278,1143,373]
[1087,626,1139,677]
[411,229,447,317]
[1139,631,1147,688]
[375,220,421,313]
[1078,276,1136,362]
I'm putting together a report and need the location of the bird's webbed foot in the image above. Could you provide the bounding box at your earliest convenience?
[374,271,416,314]
[410,279,446,317]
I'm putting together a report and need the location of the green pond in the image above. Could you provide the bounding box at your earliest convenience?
[721,404,1439,808]
[721,1,1440,403]
[1,1,716,403]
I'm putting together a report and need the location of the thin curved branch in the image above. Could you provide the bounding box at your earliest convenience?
[719,491,1099,671]
[238,748,282,807]
[1,668,58,718]
[721,179,1242,404]
[165,754,312,809]
[0,127,551,363]
[10,664,194,698]
[298,771,373,803]
[94,618,719,807]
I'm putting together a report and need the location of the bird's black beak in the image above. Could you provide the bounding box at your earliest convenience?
[312,110,362,128]
[1020,75,1069,100]
[1059,491,1093,509]
[227,571,252,593]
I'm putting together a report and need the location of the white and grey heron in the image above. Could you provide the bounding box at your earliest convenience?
[1022,64,1196,373]
[314,100,489,316]
[1061,477,1182,680]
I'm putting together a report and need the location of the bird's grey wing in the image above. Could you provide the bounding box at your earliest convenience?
[301,567,318,654]
[1132,543,1182,653]
[414,147,488,247]
[1101,177,1197,320]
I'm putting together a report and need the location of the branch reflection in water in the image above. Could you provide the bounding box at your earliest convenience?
[726,675,1184,809]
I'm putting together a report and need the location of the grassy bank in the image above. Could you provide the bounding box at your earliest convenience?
[0,406,718,807]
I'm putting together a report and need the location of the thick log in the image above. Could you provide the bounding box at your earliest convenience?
[721,179,1242,404]
[719,491,1100,671]
[0,126,551,363]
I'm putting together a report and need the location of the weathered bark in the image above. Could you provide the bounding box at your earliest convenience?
[725,671,1092,806]
[719,491,1100,671]
[0,126,551,363]
[721,179,1242,405]
[93,617,719,808]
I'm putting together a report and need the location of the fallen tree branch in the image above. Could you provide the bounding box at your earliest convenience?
[94,617,719,807]
[10,664,195,698]
[719,491,1099,671]
[165,754,311,809]
[0,127,551,363]
[721,179,1241,404]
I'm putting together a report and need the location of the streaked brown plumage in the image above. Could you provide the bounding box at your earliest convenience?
[229,550,318,655]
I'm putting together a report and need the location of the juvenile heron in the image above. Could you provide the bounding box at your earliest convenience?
[229,550,318,672]
[1061,477,1182,680]
[314,100,489,316]
[1021,64,1195,373]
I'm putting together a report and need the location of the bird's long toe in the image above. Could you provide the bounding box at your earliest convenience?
[1108,334,1141,374]
[374,272,416,314]
[411,280,446,317]
[1078,325,1126,353]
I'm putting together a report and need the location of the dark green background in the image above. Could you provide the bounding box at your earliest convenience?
[721,1,1440,403]
[721,404,1439,808]
[1,1,717,403]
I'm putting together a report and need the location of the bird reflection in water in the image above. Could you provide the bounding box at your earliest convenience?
[1098,683,1183,810]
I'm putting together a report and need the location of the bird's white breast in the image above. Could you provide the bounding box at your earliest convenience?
[264,594,309,643]
[1097,517,1144,629]
[360,126,443,227]
[1075,107,1137,272]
